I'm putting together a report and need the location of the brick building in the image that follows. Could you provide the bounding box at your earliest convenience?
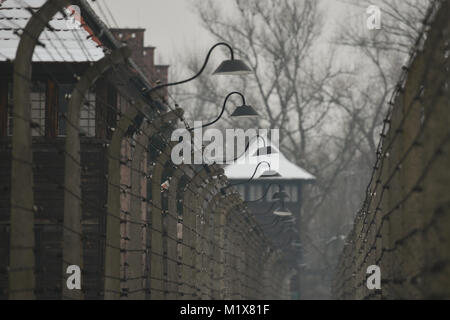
[0,2,168,299]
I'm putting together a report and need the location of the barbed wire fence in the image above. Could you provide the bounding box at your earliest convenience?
[332,0,450,299]
[0,0,293,300]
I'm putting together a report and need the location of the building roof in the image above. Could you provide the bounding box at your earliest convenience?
[224,138,316,181]
[0,0,104,62]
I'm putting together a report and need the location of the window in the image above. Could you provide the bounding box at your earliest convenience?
[263,183,299,202]
[248,184,263,201]
[4,81,98,138]
[80,92,96,137]
[30,82,46,136]
[256,184,263,199]
[284,184,298,202]
[7,81,46,136]
[291,185,299,202]
[236,185,245,199]
[265,184,279,202]
[58,85,96,137]
[248,185,255,200]
[57,84,73,136]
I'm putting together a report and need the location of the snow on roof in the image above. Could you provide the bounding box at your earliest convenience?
[0,0,104,62]
[224,138,316,181]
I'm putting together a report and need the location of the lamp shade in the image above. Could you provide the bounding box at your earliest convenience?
[273,203,292,217]
[272,190,289,201]
[213,59,253,75]
[260,169,281,178]
[230,104,259,118]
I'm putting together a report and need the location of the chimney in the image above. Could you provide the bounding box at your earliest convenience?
[110,28,169,101]
[110,28,145,64]
[142,47,155,77]
[153,65,169,101]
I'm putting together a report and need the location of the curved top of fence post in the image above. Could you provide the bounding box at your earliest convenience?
[189,164,224,192]
[69,46,131,106]
[143,108,184,140]
[15,0,70,68]
[190,167,225,211]
[180,165,223,237]
[203,175,228,212]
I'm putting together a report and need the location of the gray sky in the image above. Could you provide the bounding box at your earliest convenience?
[91,0,359,65]
[92,0,214,64]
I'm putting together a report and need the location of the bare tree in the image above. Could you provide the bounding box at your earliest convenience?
[181,0,361,208]
[334,0,432,165]
[173,0,433,299]
[172,0,364,299]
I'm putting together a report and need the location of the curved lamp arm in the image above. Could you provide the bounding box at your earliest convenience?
[147,42,234,94]
[188,91,245,131]
[244,182,279,203]
[222,161,271,193]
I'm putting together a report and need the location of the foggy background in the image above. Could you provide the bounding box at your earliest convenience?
[92,0,351,64]
[91,0,430,299]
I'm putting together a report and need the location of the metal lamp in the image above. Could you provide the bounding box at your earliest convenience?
[147,42,252,94]
[273,201,293,217]
[189,91,258,131]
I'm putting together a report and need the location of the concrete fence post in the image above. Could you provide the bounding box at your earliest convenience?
[9,0,69,300]
[149,141,180,299]
[203,177,227,299]
[194,167,224,300]
[147,142,177,299]
[167,164,194,299]
[180,166,211,299]
[63,46,131,300]
[104,104,140,299]
[211,194,227,299]
[126,131,147,299]
[137,108,183,299]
